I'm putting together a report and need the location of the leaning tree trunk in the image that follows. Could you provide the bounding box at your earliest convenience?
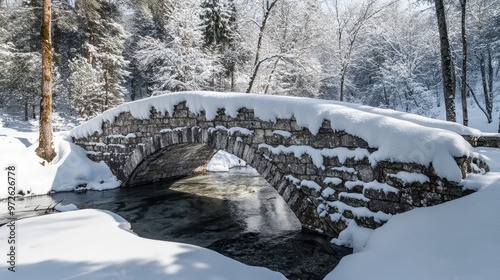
[435,0,456,122]
[36,0,57,162]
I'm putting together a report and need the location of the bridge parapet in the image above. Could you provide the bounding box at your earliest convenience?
[71,92,488,238]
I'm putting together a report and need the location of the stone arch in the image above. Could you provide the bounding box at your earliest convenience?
[72,98,487,238]
[98,123,321,235]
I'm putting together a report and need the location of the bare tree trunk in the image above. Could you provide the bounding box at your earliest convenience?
[383,87,389,107]
[434,0,456,122]
[487,48,493,96]
[230,70,235,92]
[36,0,57,162]
[87,34,94,65]
[246,0,279,93]
[480,53,492,122]
[264,58,280,94]
[104,68,109,111]
[339,66,347,101]
[24,101,28,121]
[460,0,468,126]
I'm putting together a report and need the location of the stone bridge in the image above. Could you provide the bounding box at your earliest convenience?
[70,92,488,237]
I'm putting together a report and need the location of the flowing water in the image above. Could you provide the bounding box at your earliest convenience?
[0,167,351,279]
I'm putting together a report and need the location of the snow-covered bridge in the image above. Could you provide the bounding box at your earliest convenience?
[70,91,488,237]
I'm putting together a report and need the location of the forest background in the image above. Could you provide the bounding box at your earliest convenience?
[0,0,498,129]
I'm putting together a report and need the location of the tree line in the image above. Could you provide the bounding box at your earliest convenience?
[0,0,499,126]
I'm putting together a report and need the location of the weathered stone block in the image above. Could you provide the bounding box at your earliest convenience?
[354,215,385,229]
[342,210,355,220]
[339,194,369,208]
[357,165,375,182]
[364,188,400,202]
[419,191,443,206]
[368,200,404,215]
[289,163,306,174]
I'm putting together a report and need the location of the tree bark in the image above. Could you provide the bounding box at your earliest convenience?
[487,48,493,96]
[36,0,57,162]
[460,0,468,126]
[480,53,492,122]
[434,0,456,122]
[24,101,28,121]
[339,64,349,101]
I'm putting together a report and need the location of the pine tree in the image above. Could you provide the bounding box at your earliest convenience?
[202,0,233,48]
[95,3,129,111]
[202,0,249,91]
[134,0,218,93]
[74,0,127,112]
[68,56,104,121]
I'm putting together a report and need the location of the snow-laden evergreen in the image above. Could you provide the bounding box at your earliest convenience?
[68,56,105,121]
[134,0,219,93]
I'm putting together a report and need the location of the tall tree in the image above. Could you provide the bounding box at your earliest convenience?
[201,0,242,91]
[72,0,127,113]
[68,56,104,121]
[434,0,456,122]
[202,0,233,48]
[36,0,57,162]
[459,0,468,126]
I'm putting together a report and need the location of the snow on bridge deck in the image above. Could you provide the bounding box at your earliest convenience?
[70,91,481,182]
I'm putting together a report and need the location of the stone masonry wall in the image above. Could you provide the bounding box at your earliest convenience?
[73,101,488,238]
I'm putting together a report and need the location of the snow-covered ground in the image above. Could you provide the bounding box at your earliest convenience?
[434,99,500,134]
[0,209,285,279]
[1,93,500,279]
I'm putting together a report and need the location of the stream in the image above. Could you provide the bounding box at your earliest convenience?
[0,167,352,279]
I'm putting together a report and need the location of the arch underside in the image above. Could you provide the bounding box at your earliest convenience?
[126,143,217,187]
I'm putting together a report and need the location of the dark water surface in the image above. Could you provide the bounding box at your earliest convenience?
[0,167,351,279]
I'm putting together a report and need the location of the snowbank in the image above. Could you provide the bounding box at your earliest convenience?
[325,147,500,280]
[70,91,477,182]
[0,132,120,199]
[0,209,285,279]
